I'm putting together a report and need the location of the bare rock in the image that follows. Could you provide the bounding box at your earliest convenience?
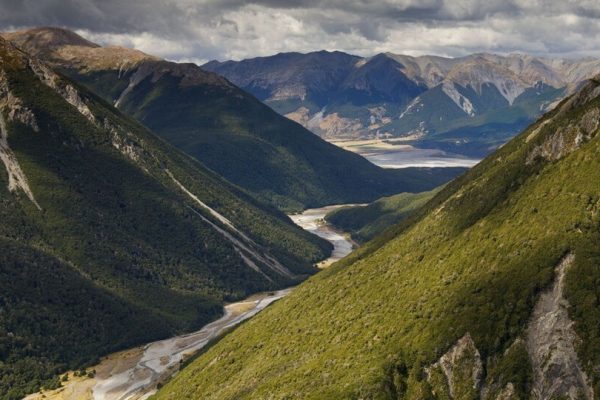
[526,107,600,164]
[526,253,595,400]
[426,332,484,399]
[495,383,516,400]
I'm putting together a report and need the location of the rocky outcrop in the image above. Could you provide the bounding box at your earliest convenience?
[22,53,150,165]
[0,111,41,210]
[1,87,39,133]
[494,383,516,400]
[526,253,595,400]
[426,333,484,399]
[27,57,97,123]
[526,106,600,164]
[0,70,41,210]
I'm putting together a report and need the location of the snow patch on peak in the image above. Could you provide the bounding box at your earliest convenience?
[442,82,476,116]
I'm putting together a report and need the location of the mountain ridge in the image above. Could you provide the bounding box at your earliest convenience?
[205,49,600,157]
[2,27,461,211]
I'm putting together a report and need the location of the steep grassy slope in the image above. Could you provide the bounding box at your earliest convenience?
[4,28,462,211]
[0,38,330,399]
[325,188,440,243]
[155,77,600,399]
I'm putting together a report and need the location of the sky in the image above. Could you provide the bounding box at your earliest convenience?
[2,0,600,64]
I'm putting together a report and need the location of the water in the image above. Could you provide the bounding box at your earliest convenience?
[363,148,480,169]
[289,205,357,267]
[91,289,292,400]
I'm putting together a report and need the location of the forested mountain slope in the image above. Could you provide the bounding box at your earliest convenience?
[325,188,440,243]
[3,28,461,211]
[0,37,329,399]
[155,74,600,399]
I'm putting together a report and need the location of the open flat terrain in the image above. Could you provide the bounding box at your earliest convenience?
[332,138,481,168]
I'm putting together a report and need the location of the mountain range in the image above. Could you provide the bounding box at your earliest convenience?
[3,28,461,211]
[156,66,600,399]
[205,51,600,157]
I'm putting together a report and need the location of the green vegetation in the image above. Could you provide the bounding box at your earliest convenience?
[0,40,330,399]
[325,188,440,243]
[59,64,462,211]
[0,238,167,398]
[154,75,600,399]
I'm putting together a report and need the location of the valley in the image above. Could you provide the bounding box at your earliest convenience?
[0,9,599,400]
[22,207,356,400]
[154,69,600,400]
[23,289,293,400]
[2,28,461,212]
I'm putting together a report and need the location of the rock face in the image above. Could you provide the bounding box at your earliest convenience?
[527,78,600,164]
[494,383,516,400]
[526,254,595,400]
[0,59,41,209]
[426,333,484,399]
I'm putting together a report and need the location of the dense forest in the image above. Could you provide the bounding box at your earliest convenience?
[0,38,330,399]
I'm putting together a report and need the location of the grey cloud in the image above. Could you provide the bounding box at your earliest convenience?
[0,0,198,36]
[1,0,600,62]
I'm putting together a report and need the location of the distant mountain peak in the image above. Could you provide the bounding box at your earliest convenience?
[2,27,162,73]
[2,27,236,90]
[2,26,99,52]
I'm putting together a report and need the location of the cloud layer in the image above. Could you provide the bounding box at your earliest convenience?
[2,0,600,63]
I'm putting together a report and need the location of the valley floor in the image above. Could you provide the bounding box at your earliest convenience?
[332,138,481,168]
[23,206,356,400]
[24,290,292,400]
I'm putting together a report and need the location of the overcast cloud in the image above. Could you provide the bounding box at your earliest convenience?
[1,0,600,63]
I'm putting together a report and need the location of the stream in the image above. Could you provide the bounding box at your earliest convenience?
[289,205,358,267]
[24,205,355,400]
